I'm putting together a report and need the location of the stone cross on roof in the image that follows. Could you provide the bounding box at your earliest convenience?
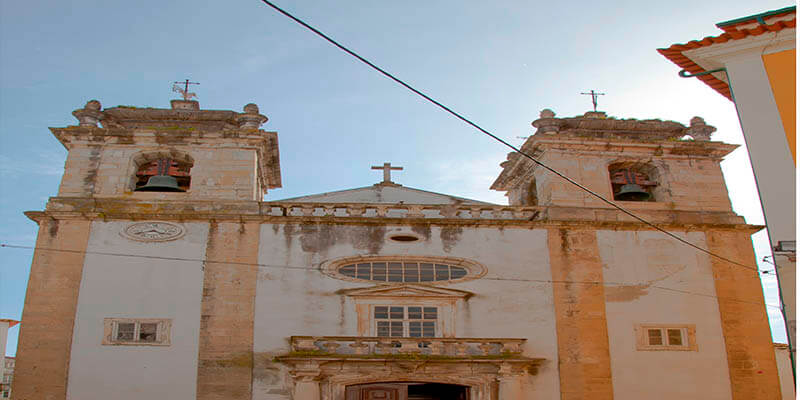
[371,162,403,184]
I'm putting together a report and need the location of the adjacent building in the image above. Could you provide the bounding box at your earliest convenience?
[0,319,18,399]
[658,6,796,359]
[11,98,782,399]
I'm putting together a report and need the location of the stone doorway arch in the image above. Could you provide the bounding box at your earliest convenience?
[345,382,470,400]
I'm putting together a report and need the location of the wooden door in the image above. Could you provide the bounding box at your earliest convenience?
[346,383,407,400]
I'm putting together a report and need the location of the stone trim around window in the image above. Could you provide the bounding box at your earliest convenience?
[102,318,172,346]
[635,324,697,351]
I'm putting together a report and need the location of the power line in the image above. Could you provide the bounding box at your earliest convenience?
[0,243,782,310]
[257,0,762,274]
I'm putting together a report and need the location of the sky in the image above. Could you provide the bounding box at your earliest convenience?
[0,1,791,356]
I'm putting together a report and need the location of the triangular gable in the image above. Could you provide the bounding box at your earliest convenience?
[272,184,494,206]
[342,284,473,299]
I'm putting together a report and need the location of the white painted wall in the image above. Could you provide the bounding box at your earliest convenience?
[67,221,208,400]
[253,224,560,400]
[597,231,732,399]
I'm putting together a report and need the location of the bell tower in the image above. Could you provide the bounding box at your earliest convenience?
[52,98,281,201]
[492,109,736,215]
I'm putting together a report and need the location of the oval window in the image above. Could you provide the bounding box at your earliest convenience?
[327,257,484,284]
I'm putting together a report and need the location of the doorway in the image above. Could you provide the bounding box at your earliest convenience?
[346,382,469,400]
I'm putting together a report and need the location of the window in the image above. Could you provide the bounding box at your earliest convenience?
[374,306,438,337]
[636,324,696,351]
[103,318,171,346]
[608,163,658,202]
[325,256,486,285]
[339,261,468,283]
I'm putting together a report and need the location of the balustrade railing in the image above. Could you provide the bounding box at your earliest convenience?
[263,203,540,221]
[289,336,526,358]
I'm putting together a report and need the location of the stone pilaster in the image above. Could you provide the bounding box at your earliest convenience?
[548,228,614,400]
[12,218,91,399]
[706,230,782,399]
[196,221,260,399]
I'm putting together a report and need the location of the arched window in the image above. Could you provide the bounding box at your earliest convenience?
[131,151,193,192]
[324,256,485,284]
[609,163,657,202]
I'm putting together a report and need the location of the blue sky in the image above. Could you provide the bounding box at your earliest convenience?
[0,1,791,356]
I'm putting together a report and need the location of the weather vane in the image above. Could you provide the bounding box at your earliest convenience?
[580,90,605,112]
[172,79,199,101]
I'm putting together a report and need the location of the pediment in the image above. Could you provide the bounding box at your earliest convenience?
[273,184,493,205]
[342,284,473,299]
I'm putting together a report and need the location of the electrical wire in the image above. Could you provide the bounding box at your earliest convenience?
[0,243,782,310]
[257,0,763,273]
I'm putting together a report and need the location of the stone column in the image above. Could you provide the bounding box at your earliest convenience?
[706,230,782,399]
[291,361,321,400]
[547,228,614,400]
[12,218,92,399]
[196,221,261,400]
[497,363,524,400]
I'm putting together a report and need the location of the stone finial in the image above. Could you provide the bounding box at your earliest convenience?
[72,99,104,127]
[687,116,716,141]
[532,108,560,135]
[236,103,268,129]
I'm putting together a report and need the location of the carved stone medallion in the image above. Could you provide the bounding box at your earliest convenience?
[121,221,185,242]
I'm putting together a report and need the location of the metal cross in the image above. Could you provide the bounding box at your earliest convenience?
[580,90,605,112]
[371,162,403,183]
[172,79,200,101]
[174,79,199,93]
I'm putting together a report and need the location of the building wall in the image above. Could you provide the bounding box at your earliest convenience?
[534,150,732,212]
[775,344,794,400]
[57,144,260,201]
[252,223,561,399]
[762,48,796,162]
[66,221,208,400]
[598,230,733,399]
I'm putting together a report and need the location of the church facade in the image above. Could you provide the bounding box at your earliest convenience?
[11,99,782,399]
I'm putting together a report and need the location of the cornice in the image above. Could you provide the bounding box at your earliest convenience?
[23,197,761,233]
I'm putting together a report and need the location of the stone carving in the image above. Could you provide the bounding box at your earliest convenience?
[72,100,104,127]
[121,221,185,242]
[236,103,268,129]
[686,116,716,141]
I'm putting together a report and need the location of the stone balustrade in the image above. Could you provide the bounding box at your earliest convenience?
[290,336,526,358]
[264,203,541,221]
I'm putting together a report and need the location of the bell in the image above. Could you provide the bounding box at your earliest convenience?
[135,175,184,192]
[615,183,650,201]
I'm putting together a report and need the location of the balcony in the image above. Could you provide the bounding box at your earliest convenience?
[285,336,531,360]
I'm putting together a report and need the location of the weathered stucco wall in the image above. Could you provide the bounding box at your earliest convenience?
[252,223,560,399]
[597,230,733,399]
[66,221,208,400]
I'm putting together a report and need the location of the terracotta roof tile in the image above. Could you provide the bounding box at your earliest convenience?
[658,18,795,100]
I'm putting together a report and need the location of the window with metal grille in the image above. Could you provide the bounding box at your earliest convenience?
[339,261,468,283]
[374,306,437,337]
[103,318,171,346]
